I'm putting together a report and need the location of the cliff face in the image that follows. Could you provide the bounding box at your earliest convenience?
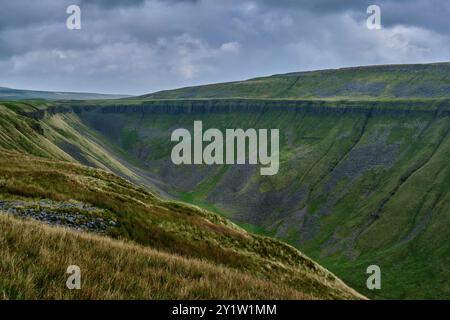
[69,98,450,117]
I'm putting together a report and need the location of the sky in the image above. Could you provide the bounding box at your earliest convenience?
[0,0,449,95]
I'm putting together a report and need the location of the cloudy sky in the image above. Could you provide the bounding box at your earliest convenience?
[0,0,449,95]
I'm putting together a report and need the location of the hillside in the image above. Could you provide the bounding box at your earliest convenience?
[0,86,130,101]
[142,63,450,100]
[1,63,449,300]
[0,214,316,299]
[0,104,363,299]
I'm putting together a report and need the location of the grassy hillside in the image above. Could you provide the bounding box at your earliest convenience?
[142,63,450,100]
[0,106,363,300]
[0,214,314,299]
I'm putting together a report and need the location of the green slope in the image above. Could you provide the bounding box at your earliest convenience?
[54,97,449,300]
[141,63,450,100]
[0,102,362,300]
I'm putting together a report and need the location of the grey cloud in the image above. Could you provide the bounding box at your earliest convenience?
[78,0,146,9]
[78,0,197,9]
[0,0,449,95]
[0,1,67,31]
[258,0,450,34]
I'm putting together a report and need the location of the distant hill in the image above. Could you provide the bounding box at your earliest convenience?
[141,63,450,100]
[0,86,131,100]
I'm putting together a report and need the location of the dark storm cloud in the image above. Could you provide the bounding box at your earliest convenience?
[258,0,450,34]
[0,1,65,31]
[378,0,450,34]
[78,0,146,9]
[78,0,198,9]
[258,0,367,12]
[0,0,449,95]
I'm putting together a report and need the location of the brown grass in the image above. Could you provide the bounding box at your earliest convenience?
[0,213,311,300]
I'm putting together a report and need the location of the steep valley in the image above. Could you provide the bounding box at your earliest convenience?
[16,97,448,299]
[0,103,363,300]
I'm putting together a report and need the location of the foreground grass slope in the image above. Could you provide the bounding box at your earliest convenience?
[0,214,312,300]
[0,147,362,299]
[142,63,450,100]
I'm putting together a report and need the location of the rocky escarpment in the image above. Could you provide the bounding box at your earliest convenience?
[67,98,450,117]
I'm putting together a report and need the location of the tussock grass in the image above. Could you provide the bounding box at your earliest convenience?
[0,214,311,300]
